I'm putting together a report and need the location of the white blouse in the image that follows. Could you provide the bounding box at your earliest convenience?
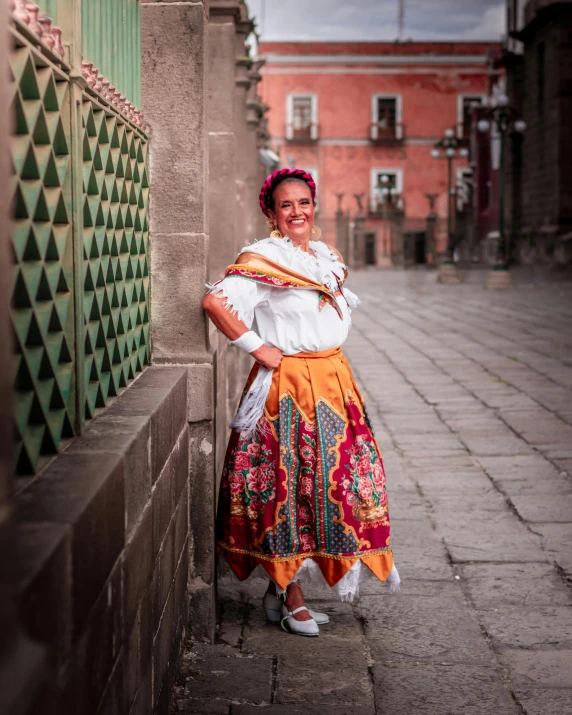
[210,236,360,355]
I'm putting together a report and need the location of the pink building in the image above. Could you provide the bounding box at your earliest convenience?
[258,41,500,264]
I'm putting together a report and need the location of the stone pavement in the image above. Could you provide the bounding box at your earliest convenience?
[172,270,572,715]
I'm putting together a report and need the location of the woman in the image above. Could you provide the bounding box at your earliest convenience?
[203,168,399,637]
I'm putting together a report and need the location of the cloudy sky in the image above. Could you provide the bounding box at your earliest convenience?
[247,0,506,42]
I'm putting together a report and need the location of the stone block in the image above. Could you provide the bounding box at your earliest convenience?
[173,428,190,506]
[233,707,374,715]
[124,502,153,632]
[432,512,545,563]
[97,658,127,715]
[16,522,71,670]
[175,698,229,714]
[152,461,173,560]
[275,652,374,707]
[153,523,175,637]
[510,491,572,523]
[63,563,123,713]
[514,689,572,715]
[188,421,215,585]
[138,585,153,677]
[533,522,572,575]
[66,412,151,539]
[173,489,189,566]
[153,591,175,710]
[460,563,572,609]
[208,131,236,279]
[362,593,492,666]
[150,234,211,362]
[187,363,214,423]
[372,663,517,714]
[151,384,182,486]
[179,651,272,704]
[142,2,208,236]
[124,616,140,714]
[188,577,216,642]
[498,650,572,688]
[16,451,125,639]
[478,606,572,650]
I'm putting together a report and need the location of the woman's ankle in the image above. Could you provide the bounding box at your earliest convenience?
[285,583,312,621]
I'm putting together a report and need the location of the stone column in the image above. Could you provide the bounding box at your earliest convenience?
[234,16,254,256]
[141,0,215,640]
[207,0,241,485]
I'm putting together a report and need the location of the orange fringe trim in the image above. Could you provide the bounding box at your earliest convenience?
[219,543,394,590]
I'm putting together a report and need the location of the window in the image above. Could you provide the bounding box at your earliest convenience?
[457,95,485,138]
[371,95,403,140]
[286,94,318,140]
[370,168,404,212]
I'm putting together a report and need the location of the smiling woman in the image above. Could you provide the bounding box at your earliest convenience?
[202,167,400,639]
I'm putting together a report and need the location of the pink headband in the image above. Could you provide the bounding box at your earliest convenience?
[259,168,316,216]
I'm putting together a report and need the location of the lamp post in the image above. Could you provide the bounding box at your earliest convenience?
[477,93,526,288]
[431,128,469,283]
[378,174,392,268]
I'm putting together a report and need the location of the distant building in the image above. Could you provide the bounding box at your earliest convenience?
[498,0,572,265]
[258,41,499,266]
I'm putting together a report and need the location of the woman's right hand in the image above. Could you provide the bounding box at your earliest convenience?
[251,345,283,370]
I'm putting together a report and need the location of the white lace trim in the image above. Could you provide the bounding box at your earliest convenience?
[206,277,261,327]
[218,553,400,602]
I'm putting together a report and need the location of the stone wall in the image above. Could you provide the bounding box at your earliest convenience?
[2,0,272,713]
[514,2,572,264]
[15,368,189,714]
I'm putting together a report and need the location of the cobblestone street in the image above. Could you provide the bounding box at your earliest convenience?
[173,270,572,715]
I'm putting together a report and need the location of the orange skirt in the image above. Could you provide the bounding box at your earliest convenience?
[216,347,395,590]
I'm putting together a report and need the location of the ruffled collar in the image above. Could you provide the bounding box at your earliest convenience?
[242,236,345,287]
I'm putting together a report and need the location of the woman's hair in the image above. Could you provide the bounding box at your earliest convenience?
[266,176,315,211]
[259,168,316,216]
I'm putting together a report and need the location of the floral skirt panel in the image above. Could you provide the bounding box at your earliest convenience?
[216,346,394,590]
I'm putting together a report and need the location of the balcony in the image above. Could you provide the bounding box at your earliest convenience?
[369,122,404,143]
[368,193,405,218]
[286,122,319,142]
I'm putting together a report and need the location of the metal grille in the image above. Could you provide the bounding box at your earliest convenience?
[81,96,150,419]
[10,38,75,473]
[82,0,142,107]
[34,0,58,21]
[9,17,150,475]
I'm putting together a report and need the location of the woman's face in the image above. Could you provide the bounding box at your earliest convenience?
[268,180,315,243]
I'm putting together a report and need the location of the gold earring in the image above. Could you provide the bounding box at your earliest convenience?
[311,225,322,240]
[266,217,282,238]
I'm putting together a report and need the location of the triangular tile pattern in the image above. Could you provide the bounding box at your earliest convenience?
[10,40,75,475]
[81,97,150,420]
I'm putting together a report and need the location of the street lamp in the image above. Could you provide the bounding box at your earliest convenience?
[431,128,469,282]
[431,129,469,263]
[477,95,526,285]
[376,175,402,267]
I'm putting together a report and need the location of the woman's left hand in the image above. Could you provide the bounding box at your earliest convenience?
[251,345,283,369]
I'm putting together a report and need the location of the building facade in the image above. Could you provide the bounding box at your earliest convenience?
[258,41,499,266]
[497,0,572,265]
[1,1,269,713]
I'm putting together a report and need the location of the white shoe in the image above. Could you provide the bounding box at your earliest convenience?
[262,591,283,623]
[280,605,319,637]
[263,591,330,625]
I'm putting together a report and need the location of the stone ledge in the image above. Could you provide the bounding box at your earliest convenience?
[13,366,190,711]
